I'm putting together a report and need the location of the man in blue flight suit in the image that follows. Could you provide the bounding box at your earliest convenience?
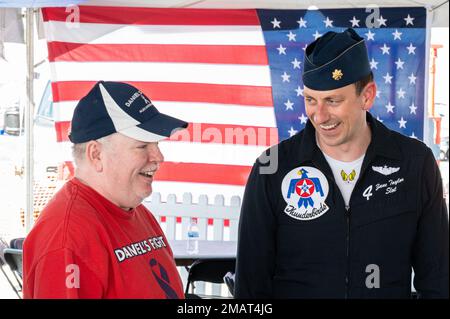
[235,28,448,298]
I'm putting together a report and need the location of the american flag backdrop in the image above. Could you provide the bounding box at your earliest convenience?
[41,5,427,200]
[258,7,427,141]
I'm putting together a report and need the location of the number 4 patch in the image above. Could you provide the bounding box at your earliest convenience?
[363,185,373,201]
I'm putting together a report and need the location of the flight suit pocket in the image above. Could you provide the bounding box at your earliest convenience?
[277,218,347,265]
[352,190,416,228]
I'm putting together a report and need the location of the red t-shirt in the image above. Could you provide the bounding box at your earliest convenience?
[23,178,184,299]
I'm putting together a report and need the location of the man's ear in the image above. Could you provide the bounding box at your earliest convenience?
[361,82,377,111]
[85,140,103,172]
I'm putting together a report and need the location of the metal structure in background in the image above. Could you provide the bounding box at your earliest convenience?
[24,8,34,233]
[1,1,87,233]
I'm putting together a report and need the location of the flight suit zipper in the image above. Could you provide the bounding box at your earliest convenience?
[345,205,350,299]
[344,156,372,299]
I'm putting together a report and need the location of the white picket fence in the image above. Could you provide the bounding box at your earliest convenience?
[143,192,241,298]
[144,192,241,241]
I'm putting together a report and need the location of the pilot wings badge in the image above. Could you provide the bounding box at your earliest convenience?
[341,169,357,182]
[372,165,400,176]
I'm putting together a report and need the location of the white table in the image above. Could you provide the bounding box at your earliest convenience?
[169,240,237,266]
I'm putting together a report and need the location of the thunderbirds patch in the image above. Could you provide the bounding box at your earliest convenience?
[281,166,330,221]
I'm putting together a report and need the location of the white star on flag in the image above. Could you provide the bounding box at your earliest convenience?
[295,86,304,96]
[323,17,333,27]
[291,58,301,69]
[377,116,384,123]
[288,127,298,137]
[271,18,281,28]
[365,30,375,41]
[298,113,308,124]
[397,88,406,99]
[377,15,387,27]
[383,72,393,84]
[409,103,417,114]
[376,90,381,98]
[404,14,415,26]
[407,43,416,55]
[392,29,402,40]
[313,30,322,40]
[410,132,417,139]
[297,17,307,28]
[281,72,290,82]
[369,58,379,69]
[398,117,407,128]
[284,99,294,110]
[350,16,360,27]
[395,58,405,69]
[385,102,395,113]
[380,43,391,55]
[302,44,308,51]
[287,31,297,41]
[277,44,287,55]
[408,73,417,85]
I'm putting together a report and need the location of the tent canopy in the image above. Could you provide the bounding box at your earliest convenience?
[75,0,450,27]
[0,0,448,26]
[0,1,85,7]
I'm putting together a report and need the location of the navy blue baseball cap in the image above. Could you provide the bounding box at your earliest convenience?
[69,81,188,143]
[302,28,371,90]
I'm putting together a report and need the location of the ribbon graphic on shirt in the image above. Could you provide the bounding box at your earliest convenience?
[149,258,180,299]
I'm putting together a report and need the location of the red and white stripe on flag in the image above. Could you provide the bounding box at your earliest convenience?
[42,6,278,200]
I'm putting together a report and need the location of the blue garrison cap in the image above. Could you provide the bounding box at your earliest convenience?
[302,28,371,90]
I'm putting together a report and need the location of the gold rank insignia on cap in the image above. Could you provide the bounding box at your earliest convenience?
[332,69,343,81]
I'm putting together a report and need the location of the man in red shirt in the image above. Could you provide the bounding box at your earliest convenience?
[23,81,188,298]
